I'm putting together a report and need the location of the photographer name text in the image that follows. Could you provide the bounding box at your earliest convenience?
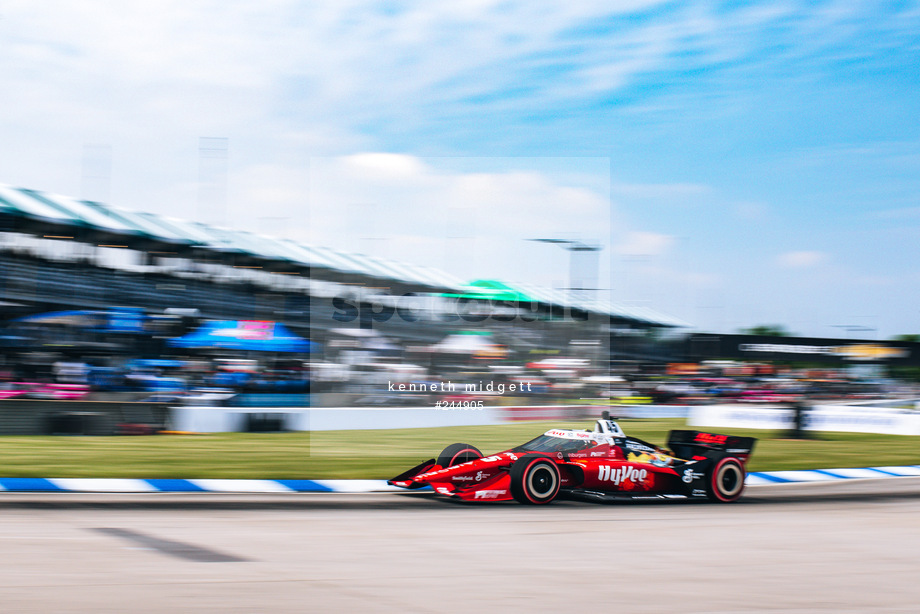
[387,380,532,394]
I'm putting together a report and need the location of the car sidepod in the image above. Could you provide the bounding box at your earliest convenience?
[583,456,678,492]
[559,458,712,501]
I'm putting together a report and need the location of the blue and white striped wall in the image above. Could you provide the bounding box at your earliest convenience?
[0,478,402,493]
[744,465,920,485]
[0,466,918,493]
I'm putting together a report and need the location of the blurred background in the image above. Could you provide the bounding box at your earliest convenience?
[0,2,919,437]
[0,179,918,436]
[4,5,920,612]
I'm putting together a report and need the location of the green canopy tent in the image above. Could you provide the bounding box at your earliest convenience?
[441,279,534,302]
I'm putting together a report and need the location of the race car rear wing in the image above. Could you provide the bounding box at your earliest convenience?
[666,430,756,464]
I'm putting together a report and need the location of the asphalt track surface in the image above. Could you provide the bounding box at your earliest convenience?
[2,479,920,613]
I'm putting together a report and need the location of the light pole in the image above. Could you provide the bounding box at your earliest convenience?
[528,238,603,304]
[529,238,606,377]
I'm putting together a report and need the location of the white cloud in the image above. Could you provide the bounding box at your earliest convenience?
[610,182,711,199]
[345,153,428,178]
[777,250,828,268]
[0,1,918,337]
[616,231,674,257]
[1,0,917,210]
[301,154,612,287]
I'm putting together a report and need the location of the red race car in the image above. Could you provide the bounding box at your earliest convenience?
[388,417,756,504]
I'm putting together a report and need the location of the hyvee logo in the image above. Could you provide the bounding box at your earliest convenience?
[597,465,648,485]
[331,294,590,327]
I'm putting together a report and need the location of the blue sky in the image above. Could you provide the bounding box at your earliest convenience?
[1,1,919,337]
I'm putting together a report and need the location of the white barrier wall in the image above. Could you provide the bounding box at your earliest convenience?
[808,404,920,435]
[689,403,920,436]
[173,406,504,432]
[616,405,691,419]
[689,404,791,430]
[174,403,920,434]
[170,404,699,433]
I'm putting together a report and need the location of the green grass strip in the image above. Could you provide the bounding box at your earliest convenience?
[0,419,917,479]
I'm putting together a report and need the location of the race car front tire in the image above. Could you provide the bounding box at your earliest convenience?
[510,455,561,505]
[707,457,746,503]
[437,443,483,468]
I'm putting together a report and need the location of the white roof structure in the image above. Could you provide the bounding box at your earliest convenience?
[0,182,688,327]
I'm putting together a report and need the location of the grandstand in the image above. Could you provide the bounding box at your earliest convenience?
[0,182,687,360]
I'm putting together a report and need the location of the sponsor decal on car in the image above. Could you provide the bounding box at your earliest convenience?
[473,489,507,499]
[546,429,596,440]
[451,470,493,483]
[695,433,728,445]
[682,469,705,483]
[597,465,648,485]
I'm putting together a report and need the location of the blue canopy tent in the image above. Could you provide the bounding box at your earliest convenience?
[12,310,106,327]
[167,320,316,353]
[11,308,146,333]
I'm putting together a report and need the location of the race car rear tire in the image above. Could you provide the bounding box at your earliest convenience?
[510,455,560,505]
[437,443,483,468]
[707,457,746,503]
